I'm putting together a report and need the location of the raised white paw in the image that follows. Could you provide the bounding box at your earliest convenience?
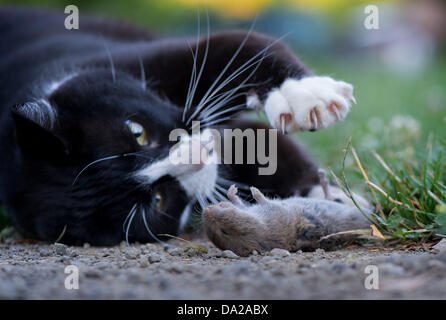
[264,76,356,133]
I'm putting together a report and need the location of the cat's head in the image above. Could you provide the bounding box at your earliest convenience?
[9,69,217,245]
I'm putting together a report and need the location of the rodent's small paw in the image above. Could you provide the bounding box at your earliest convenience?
[227,184,245,207]
[250,186,268,204]
[264,76,355,133]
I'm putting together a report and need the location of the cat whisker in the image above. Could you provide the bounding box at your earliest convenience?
[214,183,229,194]
[122,152,157,161]
[194,17,258,112]
[187,50,272,125]
[198,92,247,121]
[141,205,172,247]
[138,55,146,90]
[196,83,259,120]
[200,103,245,125]
[123,204,135,233]
[192,200,202,213]
[214,183,225,191]
[183,9,200,121]
[72,154,122,186]
[183,10,210,122]
[208,194,218,205]
[213,189,227,202]
[101,36,116,83]
[186,49,271,126]
[187,30,291,125]
[72,152,158,187]
[196,194,208,210]
[202,32,288,101]
[199,116,235,128]
[195,52,272,122]
[125,203,138,245]
[149,200,179,223]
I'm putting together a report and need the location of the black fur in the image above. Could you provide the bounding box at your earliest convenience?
[0,6,320,245]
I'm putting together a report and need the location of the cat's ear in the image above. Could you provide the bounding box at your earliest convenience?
[11,101,69,161]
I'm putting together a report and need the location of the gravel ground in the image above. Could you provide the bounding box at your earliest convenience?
[1,236,446,299]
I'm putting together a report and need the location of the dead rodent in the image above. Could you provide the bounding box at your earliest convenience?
[203,185,373,257]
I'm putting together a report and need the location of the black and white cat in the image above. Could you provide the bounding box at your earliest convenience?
[0,6,361,245]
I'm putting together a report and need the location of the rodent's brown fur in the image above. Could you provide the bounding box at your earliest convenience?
[203,185,372,256]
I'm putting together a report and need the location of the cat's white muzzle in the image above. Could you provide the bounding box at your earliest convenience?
[136,128,218,200]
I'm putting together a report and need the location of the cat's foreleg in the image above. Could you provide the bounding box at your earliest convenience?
[130,31,356,132]
[185,32,357,133]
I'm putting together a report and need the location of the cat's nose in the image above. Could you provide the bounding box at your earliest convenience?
[169,136,213,173]
[189,139,209,170]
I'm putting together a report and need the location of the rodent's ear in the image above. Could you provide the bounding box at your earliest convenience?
[11,102,69,161]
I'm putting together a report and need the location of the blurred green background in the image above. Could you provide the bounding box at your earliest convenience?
[0,0,445,230]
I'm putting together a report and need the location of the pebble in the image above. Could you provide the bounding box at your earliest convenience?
[268,248,290,258]
[39,249,51,257]
[143,243,158,252]
[249,255,261,263]
[433,239,446,252]
[221,250,240,259]
[259,256,277,266]
[123,248,139,260]
[94,261,110,270]
[222,262,253,276]
[205,248,222,258]
[436,250,446,264]
[53,243,68,256]
[148,253,161,263]
[427,259,445,269]
[185,248,203,257]
[84,268,103,279]
[331,263,349,275]
[138,257,149,268]
[167,247,183,256]
[166,263,183,274]
[379,263,406,277]
[270,267,286,276]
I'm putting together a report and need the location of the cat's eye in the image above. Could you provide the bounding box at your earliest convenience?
[125,120,149,146]
[154,191,164,212]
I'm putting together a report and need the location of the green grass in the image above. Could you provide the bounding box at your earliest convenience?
[334,136,445,243]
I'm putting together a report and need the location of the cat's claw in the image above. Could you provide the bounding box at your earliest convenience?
[264,76,355,132]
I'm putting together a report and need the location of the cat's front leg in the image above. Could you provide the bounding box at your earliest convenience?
[194,32,357,133]
[262,76,356,133]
